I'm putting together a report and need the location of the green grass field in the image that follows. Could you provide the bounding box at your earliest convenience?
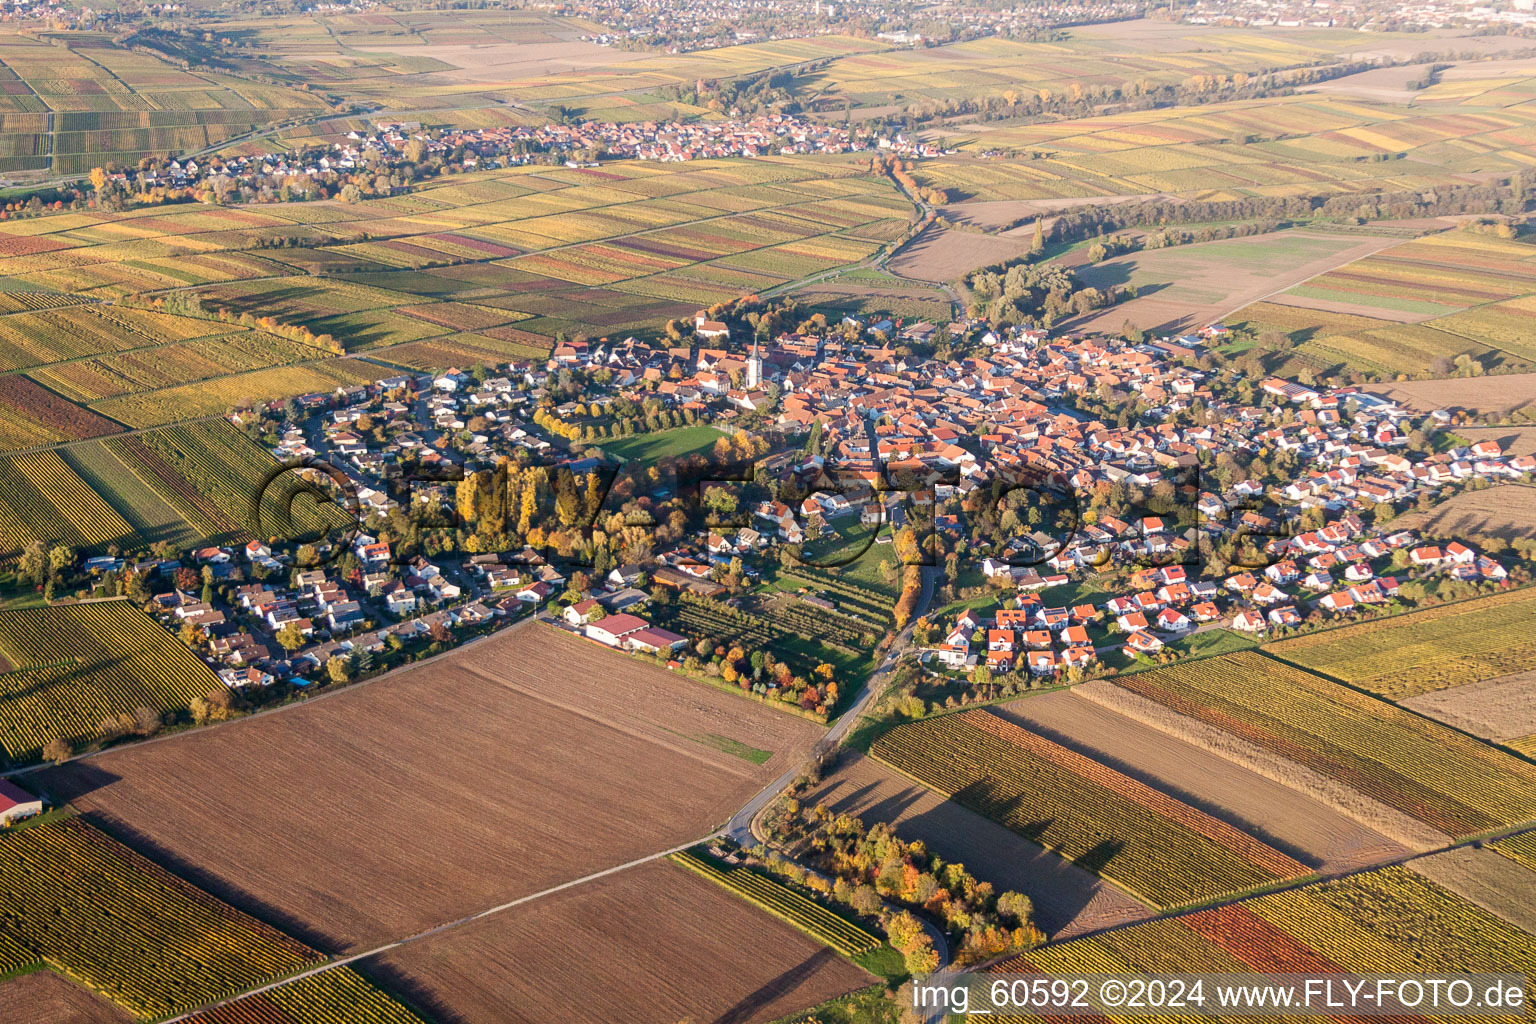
[599,424,726,462]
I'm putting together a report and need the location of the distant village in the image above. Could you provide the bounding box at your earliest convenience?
[100,114,941,201]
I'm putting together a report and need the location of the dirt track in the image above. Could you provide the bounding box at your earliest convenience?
[800,751,1156,939]
[990,692,1406,873]
[366,860,869,1024]
[39,625,818,954]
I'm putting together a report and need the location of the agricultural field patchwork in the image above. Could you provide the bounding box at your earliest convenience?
[870,709,1310,908]
[0,601,220,763]
[1265,589,1536,699]
[0,33,324,175]
[0,418,353,557]
[1229,231,1536,376]
[36,625,821,953]
[0,159,909,416]
[996,864,1536,1007]
[919,86,1536,204]
[803,26,1372,114]
[1102,651,1536,839]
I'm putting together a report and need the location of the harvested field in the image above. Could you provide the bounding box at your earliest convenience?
[888,226,1034,281]
[938,194,1163,232]
[1453,426,1536,456]
[800,751,1155,939]
[0,971,133,1024]
[1070,231,1402,336]
[1390,484,1536,541]
[364,859,870,1024]
[1399,669,1536,741]
[1072,680,1450,850]
[1378,372,1536,413]
[38,623,819,954]
[991,691,1405,872]
[1301,63,1441,104]
[1409,846,1536,934]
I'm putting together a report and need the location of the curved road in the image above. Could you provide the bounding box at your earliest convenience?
[724,563,937,845]
[116,566,945,1023]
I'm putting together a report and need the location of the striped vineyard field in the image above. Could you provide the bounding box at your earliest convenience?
[0,930,38,976]
[1110,652,1536,838]
[0,449,135,553]
[1264,589,1536,698]
[178,968,431,1024]
[107,431,243,541]
[0,601,220,763]
[1492,831,1536,871]
[59,437,202,551]
[994,866,1536,1023]
[122,420,355,547]
[671,852,881,957]
[157,420,358,541]
[0,818,323,1019]
[870,710,1309,909]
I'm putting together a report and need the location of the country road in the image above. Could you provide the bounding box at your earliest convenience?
[725,563,938,845]
[149,566,942,1022]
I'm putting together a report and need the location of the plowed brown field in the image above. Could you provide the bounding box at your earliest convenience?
[366,860,870,1024]
[39,623,819,954]
[1,971,133,1024]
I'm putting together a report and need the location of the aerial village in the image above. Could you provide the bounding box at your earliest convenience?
[68,300,1533,718]
[102,115,939,201]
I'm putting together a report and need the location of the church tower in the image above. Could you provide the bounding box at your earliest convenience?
[747,338,763,388]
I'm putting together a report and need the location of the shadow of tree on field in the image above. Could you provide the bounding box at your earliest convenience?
[710,948,846,1024]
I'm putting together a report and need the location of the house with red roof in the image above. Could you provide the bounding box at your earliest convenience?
[0,780,42,826]
[585,613,651,646]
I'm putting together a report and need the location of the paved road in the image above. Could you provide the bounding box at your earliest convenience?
[724,563,937,845]
[42,571,947,1020]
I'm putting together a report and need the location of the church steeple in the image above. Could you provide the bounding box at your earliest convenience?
[747,337,763,388]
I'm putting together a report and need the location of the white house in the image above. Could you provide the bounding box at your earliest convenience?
[584,613,650,647]
[0,780,42,826]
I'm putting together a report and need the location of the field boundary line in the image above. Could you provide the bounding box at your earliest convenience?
[0,615,539,780]
[1209,230,1426,324]
[453,656,763,779]
[156,832,719,1024]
